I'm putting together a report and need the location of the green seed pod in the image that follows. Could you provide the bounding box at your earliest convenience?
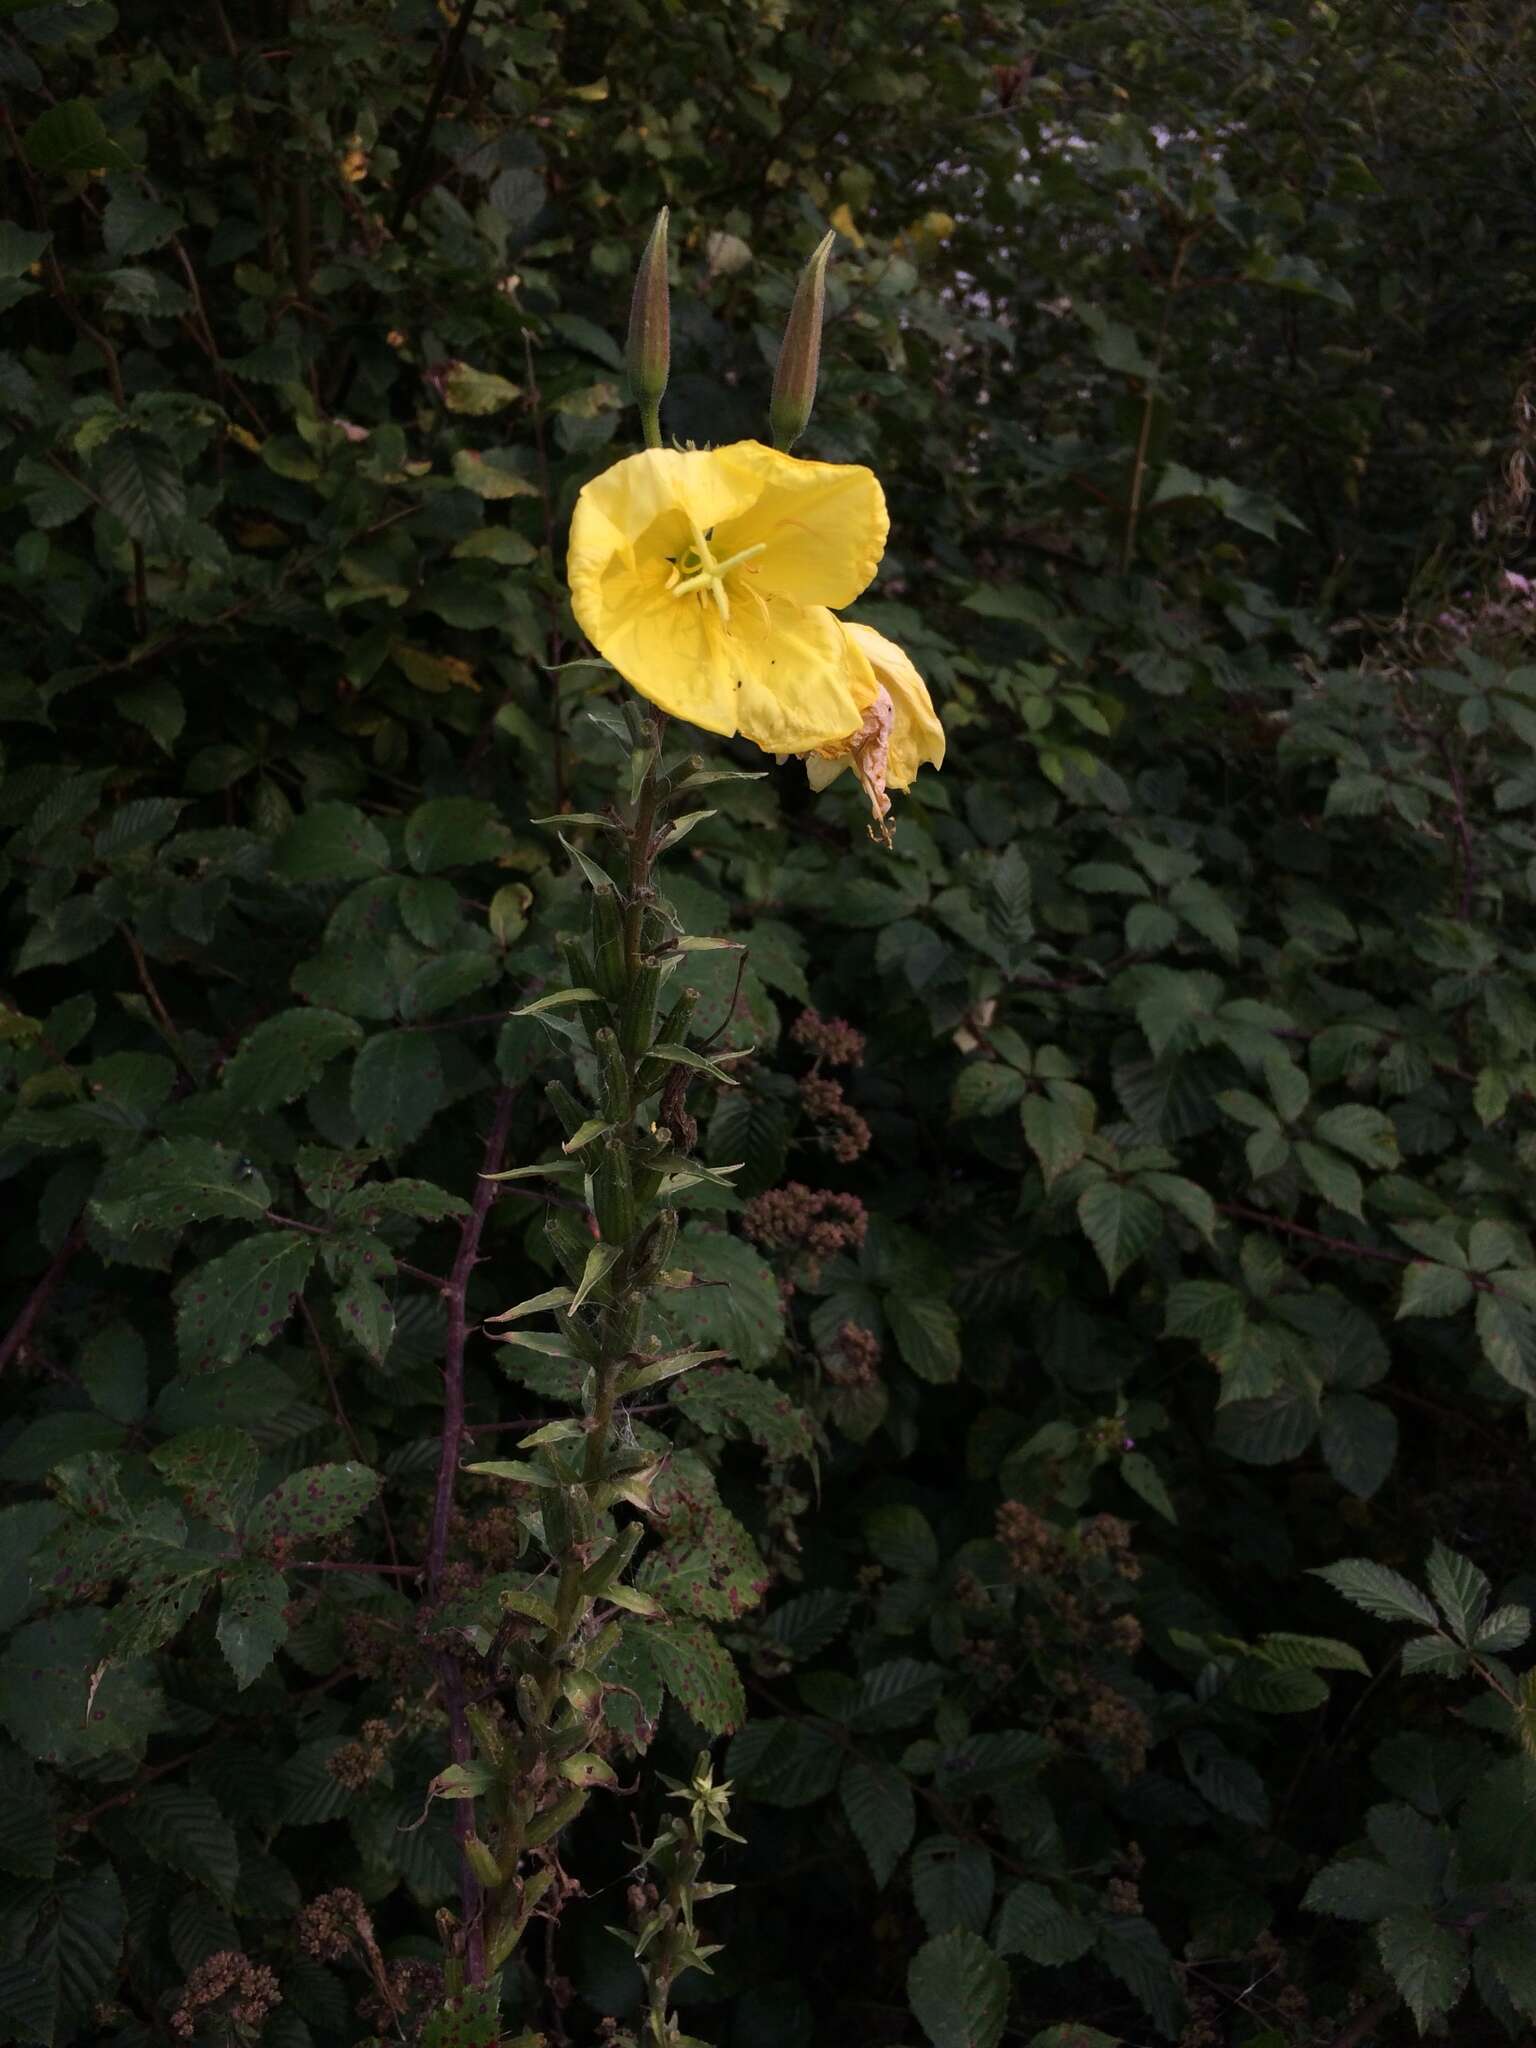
[583,1519,644,1597]
[589,885,627,1004]
[594,1024,631,1123]
[770,229,836,452]
[556,929,596,996]
[600,1288,643,1363]
[636,987,699,1095]
[581,1619,624,1670]
[619,962,661,1058]
[545,1078,588,1141]
[657,986,700,1046]
[592,1133,634,1244]
[525,1786,587,1849]
[563,1484,597,1550]
[541,1485,571,1554]
[632,1206,679,1286]
[466,1706,504,1768]
[555,1306,602,1364]
[549,1719,600,1765]
[546,1207,596,1284]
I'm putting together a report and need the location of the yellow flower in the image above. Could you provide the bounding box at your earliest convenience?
[805,621,945,837]
[566,440,888,754]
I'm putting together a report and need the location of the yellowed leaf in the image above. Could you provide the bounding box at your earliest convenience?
[392,644,481,695]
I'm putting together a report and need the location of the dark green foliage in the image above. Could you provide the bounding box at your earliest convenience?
[5,2,1536,2045]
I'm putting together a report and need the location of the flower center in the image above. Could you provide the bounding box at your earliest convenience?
[665,518,765,624]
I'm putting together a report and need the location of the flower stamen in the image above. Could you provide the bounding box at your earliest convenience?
[668,524,769,624]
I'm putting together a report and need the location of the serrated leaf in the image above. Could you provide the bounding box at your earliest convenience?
[1022,1092,1086,1186]
[0,1752,57,1881]
[174,1233,317,1368]
[1425,1541,1490,1643]
[350,1032,447,1151]
[907,1930,1009,2048]
[1476,1290,1536,1395]
[150,1428,259,1532]
[0,1611,162,1765]
[1295,1140,1364,1219]
[123,1785,239,1903]
[0,1864,124,2047]
[103,189,182,257]
[913,1835,995,1936]
[642,1619,744,1735]
[1311,1559,1438,1627]
[94,433,185,551]
[1119,1449,1177,1522]
[404,796,510,873]
[839,1757,915,1889]
[866,1504,939,1578]
[24,99,132,173]
[1077,1179,1162,1286]
[993,1881,1096,1965]
[77,1322,146,1424]
[92,1138,272,1235]
[952,1062,1028,1119]
[1376,1912,1467,2031]
[847,1658,946,1733]
[335,1263,395,1363]
[664,1227,784,1371]
[1312,1104,1400,1169]
[1303,1857,1428,1921]
[671,1366,812,1459]
[1256,1632,1370,1675]
[1474,1605,1532,1654]
[1228,1660,1330,1712]
[421,1984,501,2048]
[1180,1733,1270,1825]
[886,1294,961,1383]
[246,1462,380,1553]
[217,1562,289,1689]
[1397,1261,1474,1318]
[222,1009,363,1110]
[1400,1633,1469,1676]
[273,803,390,882]
[1096,1915,1186,2036]
[1478,1917,1536,2018]
[1320,1393,1398,1499]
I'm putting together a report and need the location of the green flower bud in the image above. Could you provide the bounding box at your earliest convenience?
[770,228,836,452]
[626,207,670,450]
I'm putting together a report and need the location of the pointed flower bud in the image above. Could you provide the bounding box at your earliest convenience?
[625,208,670,449]
[770,228,836,452]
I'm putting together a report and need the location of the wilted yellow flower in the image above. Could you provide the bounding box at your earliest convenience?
[805,621,945,836]
[567,440,888,754]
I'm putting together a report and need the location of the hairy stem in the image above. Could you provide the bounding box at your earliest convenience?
[430,1084,516,1987]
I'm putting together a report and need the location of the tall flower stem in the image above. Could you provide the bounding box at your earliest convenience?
[442,707,743,2014]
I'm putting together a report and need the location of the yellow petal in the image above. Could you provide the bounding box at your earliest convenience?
[709,441,888,609]
[729,590,869,754]
[567,443,885,751]
[840,622,945,787]
[569,447,758,581]
[570,538,741,736]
